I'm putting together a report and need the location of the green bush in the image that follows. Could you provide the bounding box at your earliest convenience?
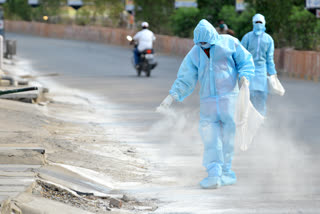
[3,0,32,21]
[134,0,175,35]
[30,0,63,23]
[197,0,234,24]
[170,7,200,38]
[288,6,320,50]
[75,7,92,26]
[169,5,256,41]
[316,21,320,49]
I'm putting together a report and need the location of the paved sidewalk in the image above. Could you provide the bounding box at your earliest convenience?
[0,145,45,203]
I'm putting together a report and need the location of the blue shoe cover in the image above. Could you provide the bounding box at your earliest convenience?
[221,171,237,186]
[200,176,221,189]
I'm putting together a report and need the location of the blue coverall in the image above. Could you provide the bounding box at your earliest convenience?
[169,19,255,188]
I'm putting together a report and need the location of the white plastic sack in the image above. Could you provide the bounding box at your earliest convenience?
[268,75,285,96]
[235,80,264,151]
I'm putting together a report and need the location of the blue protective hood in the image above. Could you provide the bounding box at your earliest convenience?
[193,19,220,45]
[252,13,266,35]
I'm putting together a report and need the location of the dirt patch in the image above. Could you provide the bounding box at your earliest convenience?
[33,180,158,213]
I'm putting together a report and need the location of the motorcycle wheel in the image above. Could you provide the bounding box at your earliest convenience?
[136,64,142,76]
[146,69,151,77]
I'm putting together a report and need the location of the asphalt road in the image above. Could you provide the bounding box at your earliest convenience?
[7,33,320,213]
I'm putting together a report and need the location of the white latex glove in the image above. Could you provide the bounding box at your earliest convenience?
[161,94,174,107]
[268,74,285,96]
[156,94,174,113]
[239,76,249,88]
[269,74,277,85]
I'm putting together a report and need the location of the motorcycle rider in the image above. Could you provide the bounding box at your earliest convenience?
[132,22,156,69]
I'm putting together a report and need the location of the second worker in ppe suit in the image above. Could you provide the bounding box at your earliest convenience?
[241,14,277,116]
[157,19,255,189]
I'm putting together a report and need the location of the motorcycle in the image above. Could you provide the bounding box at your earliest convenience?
[126,35,157,77]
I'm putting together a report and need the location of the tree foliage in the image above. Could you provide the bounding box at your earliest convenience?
[83,0,123,26]
[3,0,32,21]
[134,0,175,34]
[288,6,320,50]
[2,0,320,50]
[2,0,123,26]
[197,0,234,25]
[170,7,200,38]
[30,0,63,22]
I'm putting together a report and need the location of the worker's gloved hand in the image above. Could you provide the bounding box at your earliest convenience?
[268,74,285,96]
[156,94,175,113]
[239,76,249,88]
[269,74,277,84]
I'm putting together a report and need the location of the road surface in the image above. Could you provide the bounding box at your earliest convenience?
[7,33,320,213]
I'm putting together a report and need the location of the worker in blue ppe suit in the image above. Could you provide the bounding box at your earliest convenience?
[241,14,277,116]
[157,19,255,189]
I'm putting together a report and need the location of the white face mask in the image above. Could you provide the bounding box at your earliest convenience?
[253,23,265,35]
[200,43,211,49]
